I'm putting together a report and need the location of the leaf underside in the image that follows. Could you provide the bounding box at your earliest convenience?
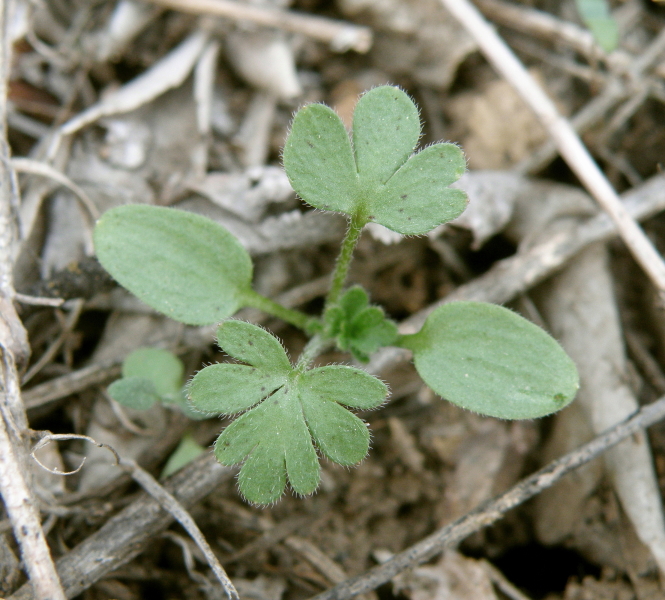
[94,205,253,325]
[404,302,579,420]
[283,86,468,235]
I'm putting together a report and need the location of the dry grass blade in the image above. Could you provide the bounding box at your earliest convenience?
[440,0,665,300]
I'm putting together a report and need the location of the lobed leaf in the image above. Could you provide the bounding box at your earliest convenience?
[94,205,253,325]
[372,143,468,235]
[326,287,398,361]
[122,347,183,399]
[283,86,468,236]
[300,393,370,465]
[352,86,421,185]
[108,377,160,410]
[188,363,286,415]
[216,320,291,374]
[282,103,358,214]
[195,322,388,503]
[302,365,387,410]
[215,385,319,504]
[402,302,579,420]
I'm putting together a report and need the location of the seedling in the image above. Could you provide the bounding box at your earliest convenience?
[94,86,579,504]
[108,347,205,420]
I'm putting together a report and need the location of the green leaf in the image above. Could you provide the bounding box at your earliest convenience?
[575,0,618,53]
[189,363,286,414]
[216,320,291,374]
[122,347,184,399]
[215,386,319,504]
[94,205,253,325]
[301,365,388,410]
[282,103,359,214]
[353,86,421,185]
[161,434,206,479]
[300,394,370,465]
[402,302,579,420]
[190,322,388,503]
[373,144,468,236]
[283,85,468,235]
[108,377,160,410]
[326,287,398,362]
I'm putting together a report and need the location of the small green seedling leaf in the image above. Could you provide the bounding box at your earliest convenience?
[108,377,160,410]
[575,0,619,53]
[401,302,579,419]
[161,434,206,479]
[188,320,388,504]
[326,287,398,362]
[122,347,184,401]
[283,86,468,235]
[94,205,253,325]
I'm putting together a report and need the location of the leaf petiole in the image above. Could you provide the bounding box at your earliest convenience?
[326,212,367,309]
[241,289,319,333]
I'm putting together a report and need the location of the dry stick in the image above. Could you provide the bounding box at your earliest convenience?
[0,359,66,600]
[0,2,66,598]
[22,361,121,411]
[9,451,232,600]
[21,299,84,385]
[310,395,665,600]
[440,0,665,299]
[147,0,372,53]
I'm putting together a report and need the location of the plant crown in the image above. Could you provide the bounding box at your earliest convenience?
[94,85,579,504]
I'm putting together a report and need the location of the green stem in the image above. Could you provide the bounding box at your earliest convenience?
[295,335,333,372]
[325,213,366,309]
[242,290,318,333]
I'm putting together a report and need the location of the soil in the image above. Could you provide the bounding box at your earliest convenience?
[3,1,665,599]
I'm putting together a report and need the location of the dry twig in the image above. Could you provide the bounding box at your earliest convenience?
[440,0,665,299]
[30,434,239,600]
[0,2,65,598]
[310,395,665,600]
[148,0,372,53]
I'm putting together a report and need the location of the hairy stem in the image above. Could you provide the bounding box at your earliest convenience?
[242,290,317,333]
[326,213,366,309]
[295,335,333,372]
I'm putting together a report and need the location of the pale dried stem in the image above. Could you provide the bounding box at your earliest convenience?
[440,0,665,299]
[32,434,239,600]
[0,1,66,598]
[147,0,372,53]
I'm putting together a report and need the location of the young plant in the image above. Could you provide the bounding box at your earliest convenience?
[94,86,579,504]
[108,347,205,419]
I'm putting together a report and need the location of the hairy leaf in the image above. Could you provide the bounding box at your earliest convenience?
[216,320,291,374]
[401,302,579,419]
[94,205,253,325]
[326,287,398,361]
[188,320,388,503]
[189,363,285,415]
[283,86,468,235]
